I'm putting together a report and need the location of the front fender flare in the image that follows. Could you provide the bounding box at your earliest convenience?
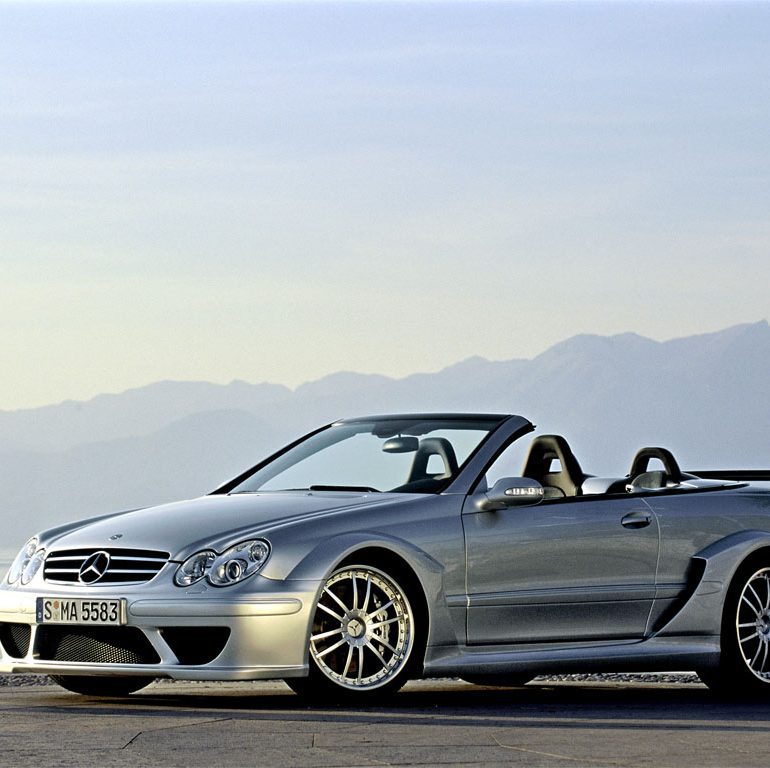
[285,530,443,583]
[283,531,450,653]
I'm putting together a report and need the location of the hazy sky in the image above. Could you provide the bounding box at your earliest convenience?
[1,1,768,411]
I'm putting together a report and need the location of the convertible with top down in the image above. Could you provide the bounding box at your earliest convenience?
[2,412,770,701]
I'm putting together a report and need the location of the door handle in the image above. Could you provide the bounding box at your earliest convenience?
[621,511,653,529]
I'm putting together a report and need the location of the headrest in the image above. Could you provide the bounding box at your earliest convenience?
[629,447,683,483]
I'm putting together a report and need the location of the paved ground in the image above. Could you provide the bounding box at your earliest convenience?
[2,678,770,768]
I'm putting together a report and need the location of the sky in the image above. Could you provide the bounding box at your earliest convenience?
[1,0,769,411]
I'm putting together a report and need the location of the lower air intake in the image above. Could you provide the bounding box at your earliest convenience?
[36,626,160,665]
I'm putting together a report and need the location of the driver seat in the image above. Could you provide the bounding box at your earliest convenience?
[521,435,586,497]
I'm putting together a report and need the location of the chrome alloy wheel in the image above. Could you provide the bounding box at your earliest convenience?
[737,567,770,682]
[310,566,414,691]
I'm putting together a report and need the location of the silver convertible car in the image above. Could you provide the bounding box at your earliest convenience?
[2,413,770,701]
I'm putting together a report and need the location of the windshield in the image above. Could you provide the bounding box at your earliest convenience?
[231,416,503,494]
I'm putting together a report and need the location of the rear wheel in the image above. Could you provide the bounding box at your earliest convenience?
[699,561,770,697]
[286,564,418,702]
[50,675,154,697]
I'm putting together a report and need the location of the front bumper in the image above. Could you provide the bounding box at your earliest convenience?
[0,579,320,680]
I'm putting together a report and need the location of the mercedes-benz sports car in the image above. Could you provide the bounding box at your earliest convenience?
[3,413,770,701]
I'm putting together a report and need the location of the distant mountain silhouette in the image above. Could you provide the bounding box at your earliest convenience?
[1,321,769,551]
[0,380,290,453]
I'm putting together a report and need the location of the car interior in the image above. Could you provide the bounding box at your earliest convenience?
[396,433,708,499]
[519,436,697,499]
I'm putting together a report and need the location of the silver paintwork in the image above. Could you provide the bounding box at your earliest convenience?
[3,412,770,691]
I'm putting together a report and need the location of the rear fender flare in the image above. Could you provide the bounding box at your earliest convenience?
[656,530,770,637]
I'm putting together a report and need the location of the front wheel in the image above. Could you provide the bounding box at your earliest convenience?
[50,675,154,697]
[286,564,418,702]
[699,562,770,697]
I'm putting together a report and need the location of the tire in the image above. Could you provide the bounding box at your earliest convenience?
[286,564,419,702]
[462,674,533,687]
[698,560,770,698]
[49,674,154,697]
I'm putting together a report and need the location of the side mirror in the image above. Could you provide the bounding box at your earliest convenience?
[478,477,545,510]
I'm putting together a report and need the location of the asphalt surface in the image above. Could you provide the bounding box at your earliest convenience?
[2,678,770,768]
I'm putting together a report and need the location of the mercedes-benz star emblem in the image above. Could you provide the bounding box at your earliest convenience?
[78,551,111,584]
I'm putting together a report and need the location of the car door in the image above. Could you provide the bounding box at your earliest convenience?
[462,493,660,645]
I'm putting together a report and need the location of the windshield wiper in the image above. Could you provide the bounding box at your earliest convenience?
[309,485,380,493]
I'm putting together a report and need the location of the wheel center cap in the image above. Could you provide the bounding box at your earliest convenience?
[347,619,365,638]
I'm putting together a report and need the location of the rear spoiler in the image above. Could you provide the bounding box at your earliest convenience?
[688,470,770,482]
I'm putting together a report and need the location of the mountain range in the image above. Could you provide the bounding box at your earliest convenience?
[1,320,769,552]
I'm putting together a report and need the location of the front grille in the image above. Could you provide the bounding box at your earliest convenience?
[0,622,31,658]
[36,626,161,664]
[160,627,231,665]
[43,548,169,585]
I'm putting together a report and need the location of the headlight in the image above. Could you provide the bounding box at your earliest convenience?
[173,550,216,587]
[174,539,270,588]
[7,537,45,586]
[21,548,46,585]
[209,540,270,586]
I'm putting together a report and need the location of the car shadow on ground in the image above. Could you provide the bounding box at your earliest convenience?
[31,680,770,733]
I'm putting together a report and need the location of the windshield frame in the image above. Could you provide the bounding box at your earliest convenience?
[212,413,512,496]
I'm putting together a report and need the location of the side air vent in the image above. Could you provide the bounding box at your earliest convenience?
[43,548,169,585]
[159,627,231,665]
[0,622,32,658]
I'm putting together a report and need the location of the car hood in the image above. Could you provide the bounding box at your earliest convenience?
[42,492,418,559]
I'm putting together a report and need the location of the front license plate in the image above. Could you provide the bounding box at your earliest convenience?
[36,597,126,625]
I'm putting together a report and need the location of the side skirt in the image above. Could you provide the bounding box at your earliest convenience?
[423,635,720,677]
